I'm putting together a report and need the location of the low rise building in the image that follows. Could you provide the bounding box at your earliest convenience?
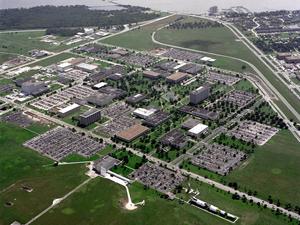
[143,70,161,79]
[126,93,147,105]
[188,123,208,138]
[58,103,80,117]
[21,81,49,96]
[166,72,189,84]
[115,124,149,142]
[78,108,101,127]
[133,108,157,119]
[75,63,98,73]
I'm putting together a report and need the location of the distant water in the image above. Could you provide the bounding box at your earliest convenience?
[0,0,299,12]
[114,0,300,13]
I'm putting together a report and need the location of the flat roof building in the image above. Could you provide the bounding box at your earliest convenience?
[93,155,121,176]
[190,85,210,105]
[115,124,149,142]
[166,72,189,84]
[58,103,80,117]
[188,123,208,138]
[75,63,98,72]
[21,81,49,97]
[78,108,101,127]
[143,70,161,79]
[133,108,157,119]
[87,93,113,107]
[126,93,147,105]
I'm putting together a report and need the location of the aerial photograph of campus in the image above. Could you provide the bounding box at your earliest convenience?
[0,0,300,224]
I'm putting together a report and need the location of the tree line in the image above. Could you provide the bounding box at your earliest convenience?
[0,5,159,30]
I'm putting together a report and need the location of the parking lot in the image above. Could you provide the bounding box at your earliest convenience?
[31,85,96,111]
[229,120,279,145]
[206,72,241,86]
[130,162,185,194]
[191,144,247,175]
[24,126,106,161]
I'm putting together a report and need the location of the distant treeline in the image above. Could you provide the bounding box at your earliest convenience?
[168,21,223,30]
[46,27,84,36]
[0,5,159,30]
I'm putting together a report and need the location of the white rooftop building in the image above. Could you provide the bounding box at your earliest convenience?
[188,123,208,137]
[58,103,80,117]
[133,108,157,119]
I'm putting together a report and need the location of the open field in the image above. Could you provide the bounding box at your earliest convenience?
[101,15,181,51]
[227,130,300,208]
[0,122,53,190]
[155,18,300,121]
[0,53,15,64]
[30,52,77,67]
[29,177,297,225]
[0,31,71,55]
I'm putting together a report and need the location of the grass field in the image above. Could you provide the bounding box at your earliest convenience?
[30,177,297,225]
[155,18,300,121]
[30,52,77,67]
[0,122,90,224]
[0,53,15,64]
[101,15,181,50]
[227,130,300,208]
[0,31,71,55]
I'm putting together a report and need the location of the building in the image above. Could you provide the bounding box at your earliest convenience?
[188,123,208,138]
[133,108,157,119]
[21,81,49,96]
[99,86,127,99]
[178,63,203,75]
[115,124,149,142]
[58,103,80,117]
[143,70,161,79]
[276,52,291,60]
[86,93,113,107]
[78,108,101,127]
[93,82,108,89]
[57,62,72,72]
[143,110,170,127]
[166,72,189,84]
[190,86,210,105]
[75,63,98,73]
[126,93,147,105]
[182,118,201,130]
[160,129,188,149]
[285,55,300,64]
[93,156,121,176]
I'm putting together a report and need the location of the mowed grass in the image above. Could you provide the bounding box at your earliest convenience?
[226,130,300,208]
[0,31,70,55]
[155,18,300,121]
[0,122,90,224]
[30,178,297,225]
[101,15,181,50]
[30,52,77,67]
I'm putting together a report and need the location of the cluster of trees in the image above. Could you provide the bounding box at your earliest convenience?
[254,36,300,53]
[0,5,159,30]
[168,21,223,30]
[46,27,83,37]
[244,102,287,129]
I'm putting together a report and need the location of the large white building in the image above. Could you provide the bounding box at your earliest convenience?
[188,123,208,138]
[133,108,157,119]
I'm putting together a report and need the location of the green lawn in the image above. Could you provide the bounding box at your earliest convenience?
[226,130,300,209]
[30,53,77,67]
[101,15,181,50]
[30,177,297,225]
[0,122,52,190]
[0,31,70,55]
[0,53,15,64]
